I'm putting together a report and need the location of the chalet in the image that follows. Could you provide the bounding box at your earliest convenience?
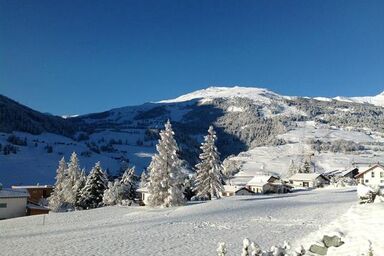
[0,184,29,220]
[289,173,330,188]
[355,164,384,187]
[221,185,254,197]
[246,175,280,194]
[12,185,53,204]
[12,185,53,215]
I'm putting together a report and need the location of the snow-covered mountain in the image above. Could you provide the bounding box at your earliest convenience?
[313,91,384,107]
[159,86,283,104]
[1,86,384,187]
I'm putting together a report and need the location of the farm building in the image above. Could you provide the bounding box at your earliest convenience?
[0,184,29,220]
[355,164,384,187]
[289,173,330,188]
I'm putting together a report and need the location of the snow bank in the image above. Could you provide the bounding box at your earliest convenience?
[294,202,384,255]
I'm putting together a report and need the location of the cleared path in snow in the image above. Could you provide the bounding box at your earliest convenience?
[0,188,356,256]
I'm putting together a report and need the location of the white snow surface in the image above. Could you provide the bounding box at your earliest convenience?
[296,200,384,255]
[159,86,384,107]
[0,188,356,255]
[159,86,283,104]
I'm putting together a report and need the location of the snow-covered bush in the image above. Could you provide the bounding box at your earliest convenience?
[219,238,298,256]
[330,177,357,187]
[216,242,227,256]
[357,184,376,204]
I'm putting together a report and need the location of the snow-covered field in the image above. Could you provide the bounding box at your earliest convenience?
[296,201,384,255]
[0,188,356,256]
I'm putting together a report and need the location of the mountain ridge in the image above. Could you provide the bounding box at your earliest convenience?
[1,87,384,187]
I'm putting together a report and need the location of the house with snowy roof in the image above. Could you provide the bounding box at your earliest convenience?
[221,185,254,197]
[354,164,384,187]
[0,184,29,220]
[246,175,292,194]
[288,173,330,188]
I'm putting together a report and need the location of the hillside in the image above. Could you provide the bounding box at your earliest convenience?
[1,87,384,186]
[0,188,356,255]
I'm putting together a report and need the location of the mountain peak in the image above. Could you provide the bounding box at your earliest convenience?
[158,86,282,104]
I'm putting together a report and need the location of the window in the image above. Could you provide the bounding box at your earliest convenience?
[381,180,384,184]
[381,172,384,178]
[371,172,375,178]
[0,203,7,208]
[365,179,369,183]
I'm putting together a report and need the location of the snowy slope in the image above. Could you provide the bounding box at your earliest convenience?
[0,188,356,256]
[230,121,384,178]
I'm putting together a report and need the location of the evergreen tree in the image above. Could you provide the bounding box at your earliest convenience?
[287,160,298,177]
[121,167,137,200]
[147,120,185,207]
[48,157,67,212]
[102,180,124,206]
[301,159,312,173]
[74,169,87,209]
[194,126,224,200]
[140,170,148,188]
[77,162,108,209]
[62,152,82,207]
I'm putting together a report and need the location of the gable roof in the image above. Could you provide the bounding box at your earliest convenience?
[289,173,324,181]
[0,188,29,199]
[247,175,277,186]
[355,164,384,178]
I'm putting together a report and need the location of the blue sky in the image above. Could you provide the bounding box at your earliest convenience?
[1,0,383,115]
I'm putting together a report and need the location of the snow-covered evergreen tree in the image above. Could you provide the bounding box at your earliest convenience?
[147,120,185,207]
[74,169,87,209]
[194,126,224,200]
[62,152,82,208]
[140,170,148,188]
[48,157,67,212]
[102,180,124,206]
[301,159,312,173]
[287,160,298,177]
[77,162,108,209]
[121,167,137,200]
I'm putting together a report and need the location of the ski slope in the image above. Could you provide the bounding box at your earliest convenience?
[0,188,356,256]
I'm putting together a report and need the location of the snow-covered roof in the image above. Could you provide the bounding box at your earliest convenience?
[27,203,49,210]
[12,185,53,189]
[246,175,274,186]
[289,173,323,181]
[355,164,384,178]
[223,185,244,193]
[0,188,29,198]
[339,167,358,177]
[136,187,149,193]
